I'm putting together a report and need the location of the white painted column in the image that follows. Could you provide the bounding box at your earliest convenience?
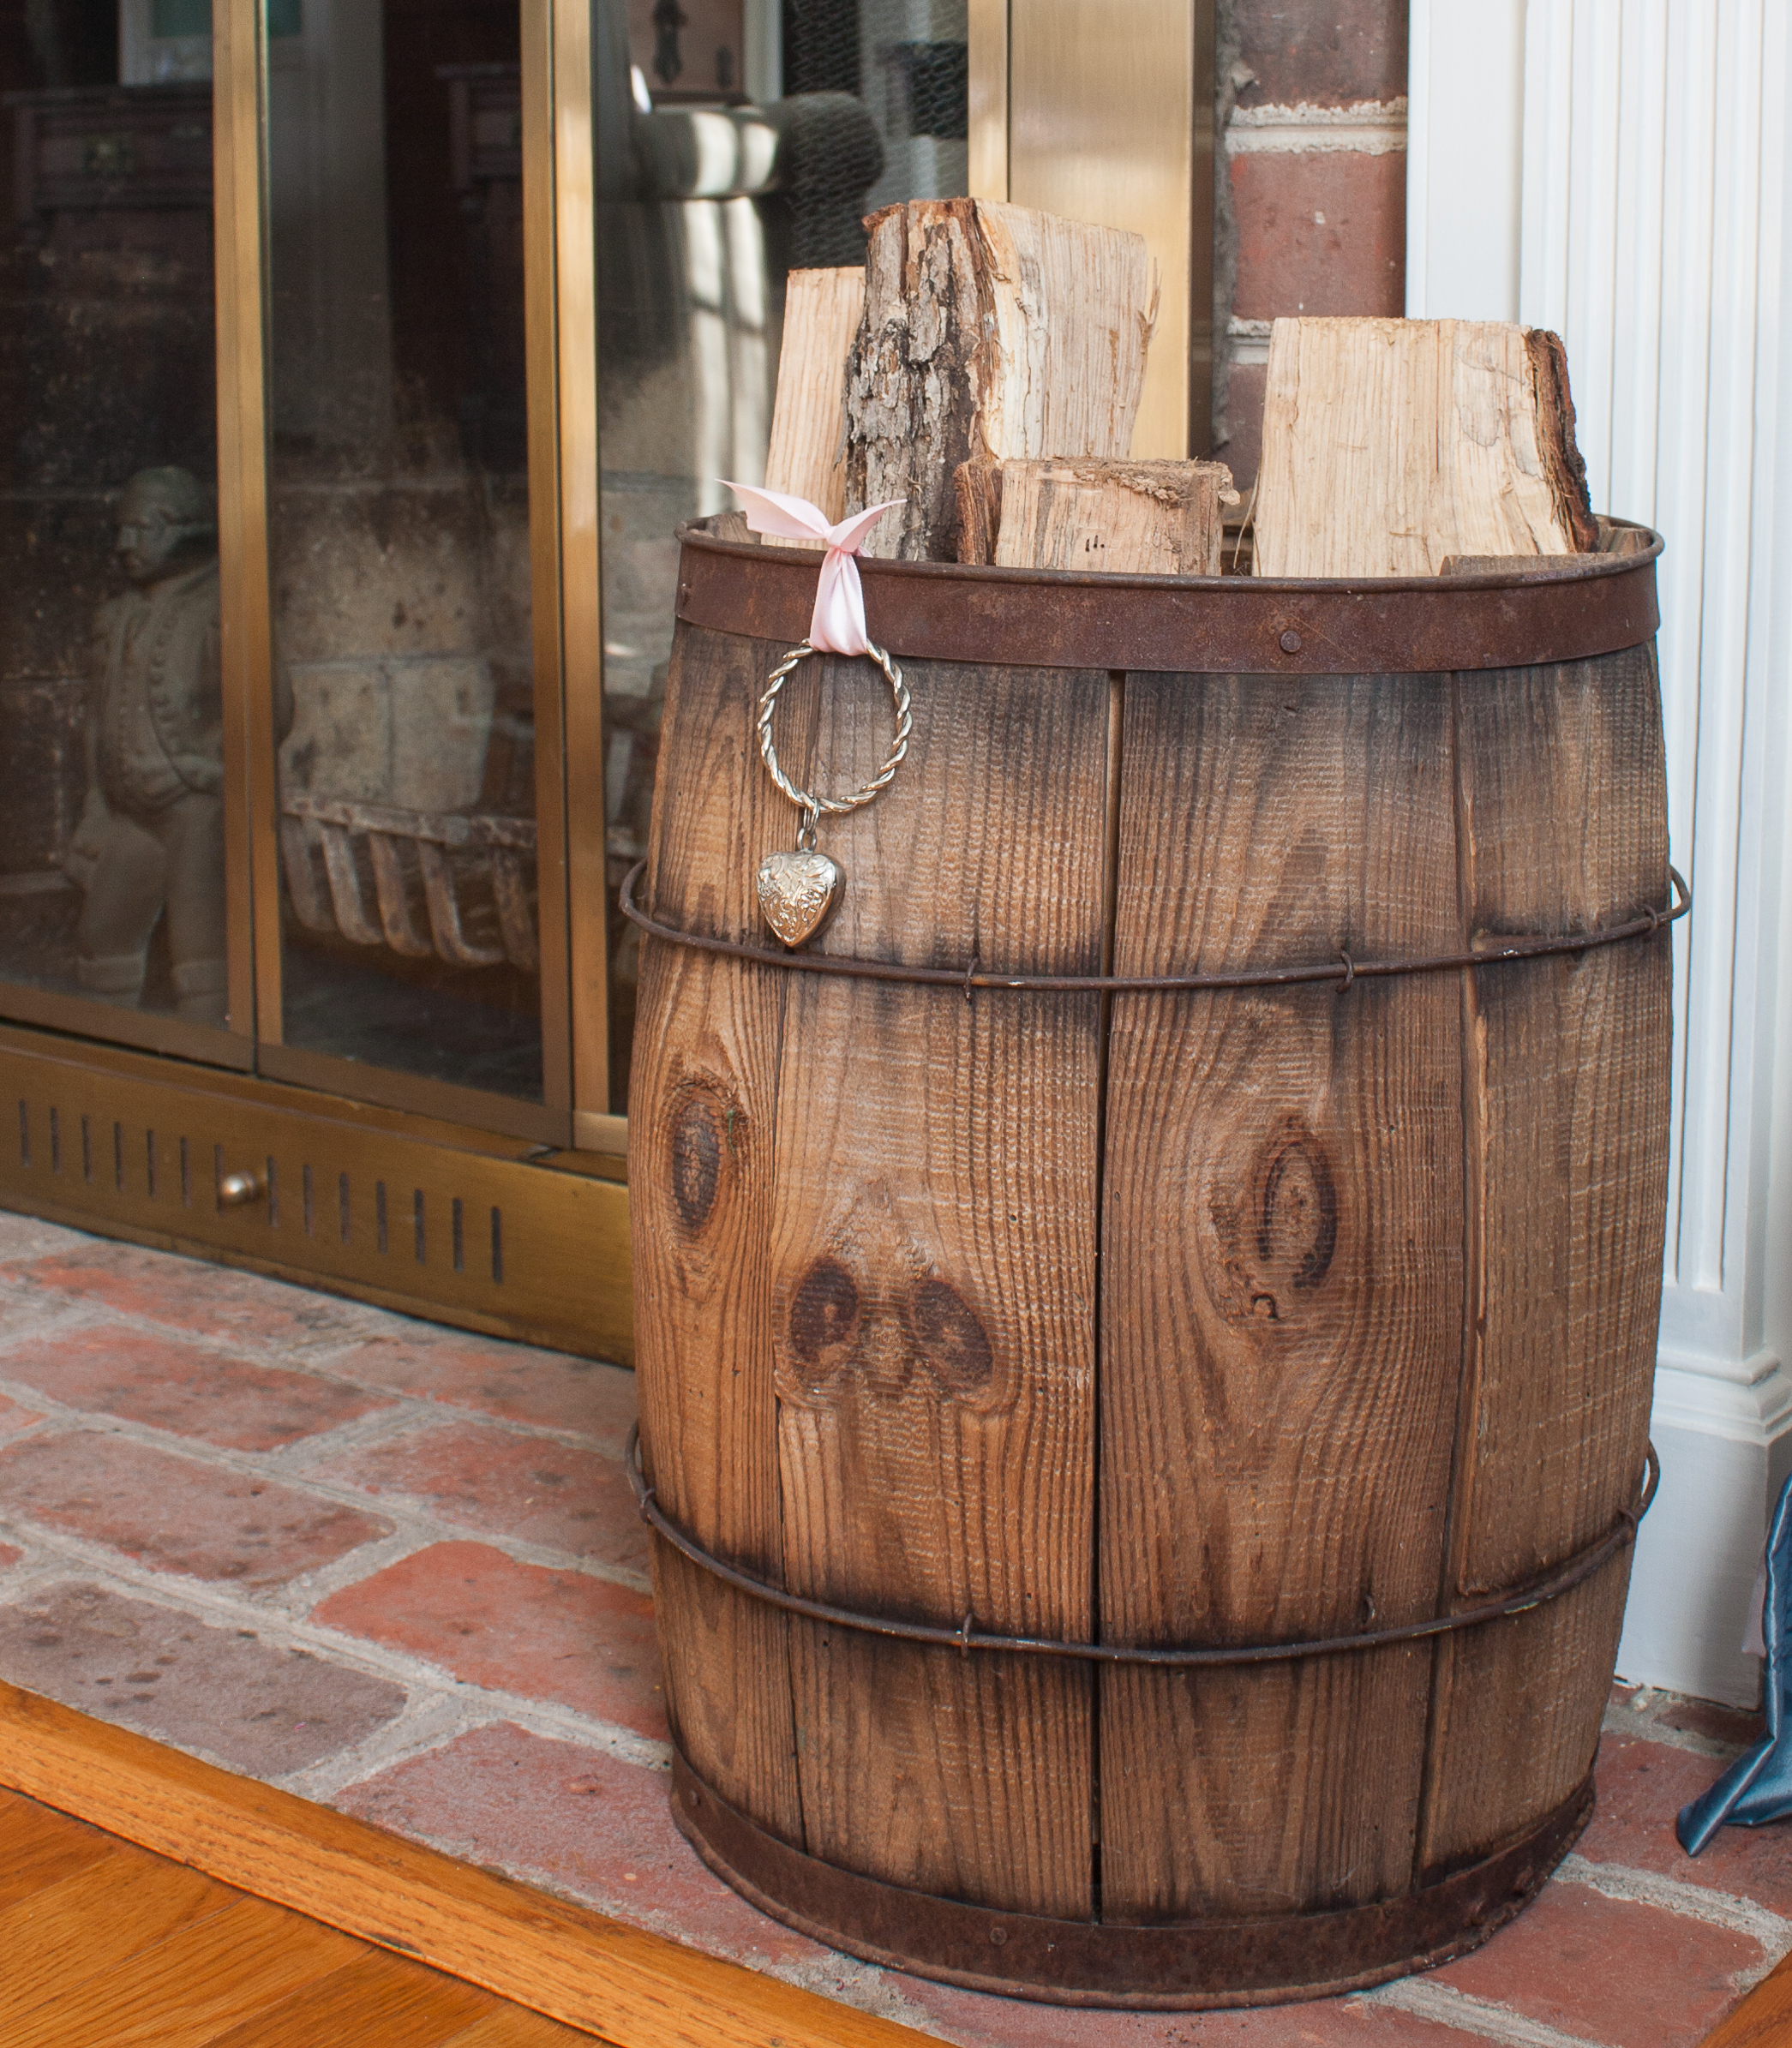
[1409,0,1792,1706]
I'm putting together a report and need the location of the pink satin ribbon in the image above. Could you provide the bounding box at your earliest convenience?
[720,482,904,657]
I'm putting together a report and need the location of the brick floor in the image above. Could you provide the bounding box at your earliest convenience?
[303,1419,650,1572]
[0,1581,406,1775]
[0,1428,391,1587]
[0,1213,1783,2047]
[323,1332,639,1448]
[313,1541,665,1739]
[0,1326,394,1451]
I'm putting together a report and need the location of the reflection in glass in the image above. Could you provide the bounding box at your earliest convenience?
[0,10,222,1028]
[596,0,968,1108]
[266,0,542,1104]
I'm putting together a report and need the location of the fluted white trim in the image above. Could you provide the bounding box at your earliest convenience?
[1410,0,1792,1703]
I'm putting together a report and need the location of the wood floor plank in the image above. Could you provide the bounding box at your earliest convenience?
[3,1889,365,2048]
[199,1948,499,2048]
[441,2008,613,2046]
[0,1843,235,2028]
[0,1679,932,2047]
[0,1783,117,1909]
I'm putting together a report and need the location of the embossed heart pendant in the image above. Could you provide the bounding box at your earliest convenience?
[756,848,844,949]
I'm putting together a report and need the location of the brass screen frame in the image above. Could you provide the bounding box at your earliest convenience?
[215,0,606,1153]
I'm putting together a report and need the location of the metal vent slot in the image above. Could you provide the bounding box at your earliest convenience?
[0,1037,629,1361]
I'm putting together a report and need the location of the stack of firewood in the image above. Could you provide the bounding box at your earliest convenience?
[758,198,1602,581]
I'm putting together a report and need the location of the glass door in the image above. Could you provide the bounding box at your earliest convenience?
[0,0,973,1158]
[0,0,250,1068]
[240,0,574,1145]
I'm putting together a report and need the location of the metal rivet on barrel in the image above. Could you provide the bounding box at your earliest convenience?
[1280,628,1304,654]
[989,1927,1007,1946]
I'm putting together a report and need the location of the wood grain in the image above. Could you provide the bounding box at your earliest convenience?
[1097,668,1465,1917]
[1417,645,1670,1876]
[442,2009,605,2046]
[198,1949,493,2048]
[630,624,806,1844]
[0,1680,934,2048]
[992,458,1237,574]
[766,650,1112,1914]
[0,1784,117,1909]
[764,267,866,529]
[0,1842,233,2027]
[845,200,1154,560]
[6,1890,364,2048]
[1255,319,1595,577]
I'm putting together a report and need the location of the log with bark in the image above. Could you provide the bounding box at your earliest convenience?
[843,200,1157,561]
[1253,317,1598,578]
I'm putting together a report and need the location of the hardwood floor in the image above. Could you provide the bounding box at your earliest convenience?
[0,1788,601,2047]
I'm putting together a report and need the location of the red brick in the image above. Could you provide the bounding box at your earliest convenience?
[0,1429,390,1586]
[0,1542,21,1569]
[0,1392,45,1441]
[0,1581,405,1774]
[326,1332,636,1448]
[1583,1726,1792,1914]
[0,1326,393,1451]
[1654,1696,1763,1750]
[18,1242,375,1350]
[304,1421,648,1572]
[1236,0,1408,111]
[337,1722,825,1967]
[312,1542,664,1737]
[1232,150,1405,321]
[1430,1877,1765,2048]
[907,1980,1483,2048]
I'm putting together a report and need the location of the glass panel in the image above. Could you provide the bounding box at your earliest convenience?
[265,0,543,1103]
[596,0,968,1110]
[0,5,228,1027]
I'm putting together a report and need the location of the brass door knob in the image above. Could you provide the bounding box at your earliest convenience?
[218,1170,266,1207]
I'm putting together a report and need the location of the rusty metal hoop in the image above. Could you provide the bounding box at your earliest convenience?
[621,860,1688,997]
[626,1425,1657,1668]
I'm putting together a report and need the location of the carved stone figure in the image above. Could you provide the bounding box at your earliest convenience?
[64,467,226,1026]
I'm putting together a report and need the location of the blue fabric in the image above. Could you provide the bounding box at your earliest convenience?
[1678,1470,1792,1854]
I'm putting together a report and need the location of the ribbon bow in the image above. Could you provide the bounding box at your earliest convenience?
[720,482,903,658]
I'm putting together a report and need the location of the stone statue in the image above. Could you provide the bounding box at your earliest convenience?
[64,467,226,1026]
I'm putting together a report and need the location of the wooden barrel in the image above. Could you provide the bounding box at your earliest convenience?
[626,521,1674,2008]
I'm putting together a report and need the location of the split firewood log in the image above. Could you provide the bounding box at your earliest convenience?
[1254,317,1598,578]
[762,266,866,542]
[956,456,1238,575]
[844,199,1157,561]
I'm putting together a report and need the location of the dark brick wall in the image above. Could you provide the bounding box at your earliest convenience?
[1214,0,1408,485]
[1233,0,1407,110]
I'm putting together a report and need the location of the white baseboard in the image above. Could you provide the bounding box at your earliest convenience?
[1615,1355,1792,1706]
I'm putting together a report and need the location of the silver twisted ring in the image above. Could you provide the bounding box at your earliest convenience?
[757,641,911,847]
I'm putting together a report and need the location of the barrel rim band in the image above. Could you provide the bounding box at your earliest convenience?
[675,516,1663,674]
[622,861,1688,997]
[668,1748,1594,2006]
[628,1428,1657,1668]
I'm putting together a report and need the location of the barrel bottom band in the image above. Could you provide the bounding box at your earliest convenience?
[668,1749,1593,2009]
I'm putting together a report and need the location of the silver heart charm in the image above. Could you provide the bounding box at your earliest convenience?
[756,848,843,949]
